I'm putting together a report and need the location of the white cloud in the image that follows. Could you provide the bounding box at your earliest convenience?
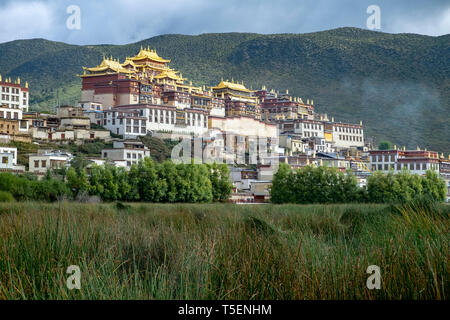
[0,1,55,43]
[389,7,450,36]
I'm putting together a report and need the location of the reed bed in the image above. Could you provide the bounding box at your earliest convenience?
[0,202,447,299]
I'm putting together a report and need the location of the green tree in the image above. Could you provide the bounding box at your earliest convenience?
[67,167,89,198]
[421,170,446,201]
[209,163,233,202]
[270,163,293,204]
[378,141,392,150]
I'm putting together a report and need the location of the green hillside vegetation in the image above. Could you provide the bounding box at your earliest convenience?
[0,28,448,153]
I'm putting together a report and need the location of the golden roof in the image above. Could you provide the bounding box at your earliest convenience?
[130,46,171,63]
[154,69,184,82]
[212,80,252,93]
[83,57,133,74]
[121,58,137,68]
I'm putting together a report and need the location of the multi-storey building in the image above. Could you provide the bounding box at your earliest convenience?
[0,76,29,112]
[0,104,30,142]
[330,120,364,148]
[101,140,150,168]
[103,104,209,138]
[369,148,440,175]
[258,88,313,122]
[211,80,261,119]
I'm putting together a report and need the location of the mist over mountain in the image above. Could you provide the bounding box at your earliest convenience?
[0,27,448,153]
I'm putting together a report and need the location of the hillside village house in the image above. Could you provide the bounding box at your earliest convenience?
[0,147,25,173]
[28,106,111,142]
[0,104,30,142]
[102,140,150,168]
[29,150,73,175]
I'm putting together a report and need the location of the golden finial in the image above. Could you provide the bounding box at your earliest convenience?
[441,153,444,158]
[25,81,28,88]
[231,77,234,83]
[307,99,310,104]
[394,145,397,150]
[311,100,314,105]
[360,120,362,125]
[417,146,420,151]
[0,74,2,82]
[289,96,292,101]
[286,89,289,94]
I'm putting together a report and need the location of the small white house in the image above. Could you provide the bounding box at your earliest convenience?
[101,140,150,168]
[0,147,25,172]
[29,150,73,174]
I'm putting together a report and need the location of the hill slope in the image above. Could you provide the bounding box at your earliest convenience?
[0,28,448,153]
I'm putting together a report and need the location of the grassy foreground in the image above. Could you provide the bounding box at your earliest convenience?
[0,202,448,300]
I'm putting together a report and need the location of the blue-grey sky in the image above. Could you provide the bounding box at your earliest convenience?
[1,0,449,45]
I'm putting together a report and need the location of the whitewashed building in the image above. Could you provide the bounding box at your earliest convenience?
[29,150,73,174]
[103,104,209,138]
[0,76,29,112]
[101,140,150,168]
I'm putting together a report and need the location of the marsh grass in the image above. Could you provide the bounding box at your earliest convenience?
[0,202,447,300]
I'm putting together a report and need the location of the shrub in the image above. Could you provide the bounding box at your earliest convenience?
[0,190,14,202]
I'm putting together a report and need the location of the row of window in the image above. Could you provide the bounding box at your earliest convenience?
[372,163,438,171]
[372,155,396,162]
[304,131,320,138]
[0,124,15,130]
[303,123,322,130]
[0,104,21,109]
[339,135,363,142]
[1,95,22,102]
[335,126,362,134]
[125,126,146,134]
[0,111,19,119]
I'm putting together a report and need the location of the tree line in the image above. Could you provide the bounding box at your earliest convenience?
[0,159,233,203]
[0,161,446,204]
[270,164,447,204]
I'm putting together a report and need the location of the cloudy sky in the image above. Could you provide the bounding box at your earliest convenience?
[0,0,449,45]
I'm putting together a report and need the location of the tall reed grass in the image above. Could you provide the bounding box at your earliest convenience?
[0,202,447,299]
